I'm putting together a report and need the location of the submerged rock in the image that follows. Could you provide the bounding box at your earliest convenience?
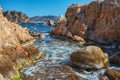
[105,69,120,80]
[70,46,109,71]
[21,60,84,80]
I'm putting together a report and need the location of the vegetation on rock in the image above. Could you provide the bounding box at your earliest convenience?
[3,10,29,23]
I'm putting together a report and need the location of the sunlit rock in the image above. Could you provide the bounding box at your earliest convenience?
[70,46,109,70]
[52,0,120,44]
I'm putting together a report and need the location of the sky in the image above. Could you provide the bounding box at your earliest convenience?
[0,0,93,17]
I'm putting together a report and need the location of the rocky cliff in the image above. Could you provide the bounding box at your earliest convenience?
[52,0,120,44]
[0,8,34,50]
[0,8,40,80]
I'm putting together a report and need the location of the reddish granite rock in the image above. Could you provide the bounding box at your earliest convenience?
[52,20,66,36]
[52,0,120,44]
[66,31,73,39]
[0,8,34,50]
[99,75,110,80]
[0,8,39,79]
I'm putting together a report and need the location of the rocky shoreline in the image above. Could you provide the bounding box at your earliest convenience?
[0,0,120,80]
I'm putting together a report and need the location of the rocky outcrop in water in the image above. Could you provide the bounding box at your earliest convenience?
[29,32,45,39]
[42,20,55,26]
[52,0,120,44]
[70,46,109,70]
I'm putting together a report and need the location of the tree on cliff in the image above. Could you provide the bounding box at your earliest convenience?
[3,10,29,23]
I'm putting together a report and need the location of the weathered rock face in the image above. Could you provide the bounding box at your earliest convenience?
[0,8,33,50]
[0,8,38,79]
[52,20,66,36]
[70,46,109,70]
[52,0,120,44]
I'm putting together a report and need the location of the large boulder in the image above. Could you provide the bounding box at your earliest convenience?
[70,46,109,70]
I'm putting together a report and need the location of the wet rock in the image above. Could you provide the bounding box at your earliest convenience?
[21,60,84,80]
[109,52,120,66]
[42,21,48,26]
[39,33,45,39]
[47,20,55,26]
[73,35,86,44]
[42,20,55,26]
[66,31,73,39]
[99,75,110,80]
[29,32,45,39]
[105,69,120,80]
[70,46,109,70]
